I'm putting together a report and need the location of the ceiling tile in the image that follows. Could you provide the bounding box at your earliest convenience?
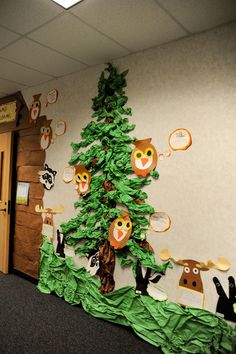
[70,0,187,52]
[0,38,87,77]
[158,0,236,33]
[0,0,63,35]
[0,58,53,86]
[0,77,27,94]
[0,26,20,49]
[28,13,130,65]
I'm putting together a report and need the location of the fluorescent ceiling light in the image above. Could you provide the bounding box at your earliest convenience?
[52,0,83,9]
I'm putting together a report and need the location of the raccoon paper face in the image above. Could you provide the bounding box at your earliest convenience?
[109,212,132,249]
[131,138,158,177]
[74,165,91,195]
[38,164,57,190]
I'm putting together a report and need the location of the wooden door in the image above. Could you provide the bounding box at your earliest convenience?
[0,132,13,273]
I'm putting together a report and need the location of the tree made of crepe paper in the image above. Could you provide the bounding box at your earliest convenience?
[61,64,169,293]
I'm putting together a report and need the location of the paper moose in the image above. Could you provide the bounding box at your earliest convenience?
[35,205,64,243]
[131,138,158,177]
[160,249,230,308]
[213,276,236,322]
[29,93,41,124]
[109,211,132,249]
[63,165,91,195]
[135,260,167,301]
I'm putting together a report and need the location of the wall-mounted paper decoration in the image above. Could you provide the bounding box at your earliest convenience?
[109,211,132,249]
[64,244,75,258]
[16,182,29,205]
[40,119,52,150]
[63,166,75,183]
[160,249,230,308]
[46,89,58,107]
[169,128,192,151]
[35,204,64,242]
[86,250,100,276]
[38,164,57,190]
[149,211,171,232]
[55,120,66,136]
[56,229,65,258]
[29,94,41,124]
[131,138,158,177]
[213,276,236,322]
[135,261,167,301]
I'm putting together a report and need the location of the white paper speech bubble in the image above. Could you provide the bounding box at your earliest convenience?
[46,89,58,106]
[169,128,192,151]
[149,211,171,232]
[55,120,66,136]
[63,166,75,183]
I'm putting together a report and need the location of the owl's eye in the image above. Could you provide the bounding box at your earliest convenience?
[124,221,132,230]
[46,127,51,134]
[40,127,45,134]
[115,218,124,229]
[134,150,143,159]
[82,173,88,182]
[145,148,154,157]
[35,102,39,107]
[75,173,81,182]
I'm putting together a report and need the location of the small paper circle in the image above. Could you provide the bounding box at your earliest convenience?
[63,166,75,183]
[169,128,192,151]
[46,89,58,105]
[149,212,171,232]
[55,120,66,136]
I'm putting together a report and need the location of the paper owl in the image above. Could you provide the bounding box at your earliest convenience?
[74,165,91,195]
[29,93,41,124]
[109,211,132,249]
[131,138,158,177]
[40,120,52,150]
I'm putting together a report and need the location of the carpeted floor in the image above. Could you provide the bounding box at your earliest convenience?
[0,273,163,354]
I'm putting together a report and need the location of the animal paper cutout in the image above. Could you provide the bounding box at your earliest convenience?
[169,128,192,151]
[38,164,57,190]
[55,120,66,136]
[86,250,100,276]
[131,138,158,177]
[40,119,53,150]
[63,165,91,195]
[213,276,236,322]
[160,249,230,308]
[135,261,167,301]
[35,205,64,243]
[29,93,41,124]
[46,89,58,107]
[56,229,65,258]
[109,211,132,249]
[149,212,171,232]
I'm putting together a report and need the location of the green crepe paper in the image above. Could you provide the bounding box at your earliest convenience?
[38,237,236,354]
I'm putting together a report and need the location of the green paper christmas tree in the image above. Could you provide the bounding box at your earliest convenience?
[61,63,168,293]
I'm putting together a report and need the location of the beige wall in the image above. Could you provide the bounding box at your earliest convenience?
[22,22,236,313]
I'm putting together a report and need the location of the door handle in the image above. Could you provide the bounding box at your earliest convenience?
[0,208,6,212]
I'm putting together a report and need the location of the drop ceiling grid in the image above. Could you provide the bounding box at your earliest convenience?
[0,0,235,98]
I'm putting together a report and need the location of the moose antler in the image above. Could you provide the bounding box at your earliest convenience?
[35,204,64,214]
[198,257,231,272]
[159,249,187,266]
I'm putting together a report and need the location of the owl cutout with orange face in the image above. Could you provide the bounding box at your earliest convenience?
[74,165,91,195]
[131,138,158,177]
[29,94,41,124]
[40,120,52,150]
[109,211,132,249]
